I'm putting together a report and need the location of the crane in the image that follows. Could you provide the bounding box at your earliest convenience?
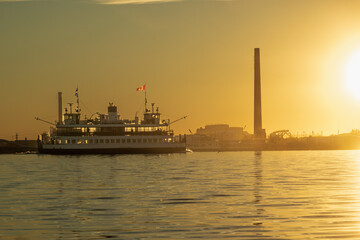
[35,117,56,126]
[170,116,187,125]
[166,116,187,131]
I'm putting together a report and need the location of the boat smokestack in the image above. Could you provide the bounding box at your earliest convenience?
[254,48,265,140]
[58,92,62,125]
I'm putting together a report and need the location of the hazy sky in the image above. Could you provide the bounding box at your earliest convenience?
[1,0,360,140]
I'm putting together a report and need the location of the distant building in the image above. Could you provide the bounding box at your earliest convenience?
[0,139,38,154]
[186,134,219,151]
[187,124,250,151]
[196,124,248,142]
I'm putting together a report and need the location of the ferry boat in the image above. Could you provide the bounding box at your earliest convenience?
[37,89,186,154]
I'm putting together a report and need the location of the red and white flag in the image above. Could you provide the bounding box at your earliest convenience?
[136,85,146,91]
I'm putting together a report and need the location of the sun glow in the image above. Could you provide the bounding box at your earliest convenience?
[345,50,360,100]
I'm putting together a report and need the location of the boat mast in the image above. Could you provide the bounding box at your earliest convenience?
[75,86,80,113]
[145,88,148,112]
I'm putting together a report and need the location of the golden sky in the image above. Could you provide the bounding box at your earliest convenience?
[1,0,360,139]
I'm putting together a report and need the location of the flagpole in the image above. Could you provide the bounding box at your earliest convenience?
[145,88,147,112]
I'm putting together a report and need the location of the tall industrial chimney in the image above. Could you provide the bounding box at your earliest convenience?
[58,92,62,125]
[254,48,265,139]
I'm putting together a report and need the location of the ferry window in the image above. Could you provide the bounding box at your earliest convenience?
[137,139,141,143]
[111,139,115,143]
[105,139,109,143]
[127,139,131,143]
[132,139,136,143]
[116,139,120,143]
[89,139,93,144]
[122,139,125,143]
[148,139,152,143]
[95,139,98,144]
[153,139,158,143]
[143,139,147,143]
[85,140,88,144]
[100,139,104,143]
[72,139,76,144]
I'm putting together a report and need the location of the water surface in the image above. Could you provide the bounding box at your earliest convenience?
[1,151,360,239]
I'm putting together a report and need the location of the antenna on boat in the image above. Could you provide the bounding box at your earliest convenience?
[68,103,73,113]
[151,103,155,113]
[75,86,80,113]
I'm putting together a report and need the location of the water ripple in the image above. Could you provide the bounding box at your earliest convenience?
[1,151,360,239]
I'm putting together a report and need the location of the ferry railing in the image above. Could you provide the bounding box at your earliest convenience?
[53,129,172,137]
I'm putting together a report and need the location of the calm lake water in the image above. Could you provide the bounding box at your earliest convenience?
[1,151,360,239]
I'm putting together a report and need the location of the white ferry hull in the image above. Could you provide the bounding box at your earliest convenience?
[39,142,186,154]
[39,147,185,154]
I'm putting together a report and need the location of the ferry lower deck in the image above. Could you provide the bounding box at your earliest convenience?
[39,135,186,154]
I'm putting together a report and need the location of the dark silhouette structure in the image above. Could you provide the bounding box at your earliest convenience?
[254,48,266,140]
